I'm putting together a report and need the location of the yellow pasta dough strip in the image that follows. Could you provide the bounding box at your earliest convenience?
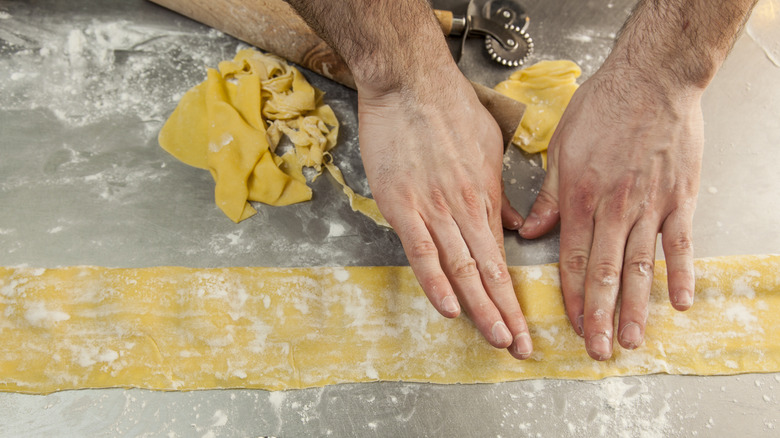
[323,160,391,228]
[0,254,777,394]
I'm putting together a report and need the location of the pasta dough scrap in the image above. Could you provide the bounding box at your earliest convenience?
[495,60,581,168]
[159,49,386,226]
[0,254,777,394]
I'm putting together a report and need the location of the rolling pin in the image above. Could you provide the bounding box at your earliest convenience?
[149,0,525,146]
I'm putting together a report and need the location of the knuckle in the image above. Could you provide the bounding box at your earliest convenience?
[626,254,655,278]
[606,178,634,217]
[591,262,621,289]
[482,259,511,285]
[406,239,438,262]
[572,191,596,215]
[451,256,479,279]
[570,187,596,215]
[591,308,613,325]
[668,232,694,254]
[485,181,502,211]
[429,187,450,214]
[459,185,485,218]
[563,251,589,274]
[638,179,659,212]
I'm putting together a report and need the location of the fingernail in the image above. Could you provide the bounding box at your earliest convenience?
[619,323,642,349]
[492,321,512,345]
[441,295,459,314]
[519,212,539,235]
[576,314,584,337]
[588,333,612,361]
[674,291,694,309]
[513,332,533,359]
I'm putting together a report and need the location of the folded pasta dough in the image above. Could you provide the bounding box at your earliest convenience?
[159,49,385,225]
[495,60,581,169]
[0,254,777,394]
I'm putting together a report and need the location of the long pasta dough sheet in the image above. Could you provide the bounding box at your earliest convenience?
[0,254,778,394]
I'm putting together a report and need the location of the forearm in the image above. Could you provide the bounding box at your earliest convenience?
[284,0,456,93]
[607,0,757,91]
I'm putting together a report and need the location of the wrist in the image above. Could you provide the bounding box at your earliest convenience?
[605,0,752,94]
[597,47,706,105]
[354,57,466,103]
[348,13,459,98]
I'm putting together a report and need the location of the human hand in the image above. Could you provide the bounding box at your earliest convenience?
[518,65,704,360]
[357,68,532,360]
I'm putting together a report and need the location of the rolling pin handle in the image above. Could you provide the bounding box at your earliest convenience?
[434,9,467,36]
[433,10,453,35]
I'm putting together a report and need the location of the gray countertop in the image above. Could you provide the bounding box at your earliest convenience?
[1,0,778,436]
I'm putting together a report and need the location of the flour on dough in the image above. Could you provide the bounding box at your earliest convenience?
[0,254,777,394]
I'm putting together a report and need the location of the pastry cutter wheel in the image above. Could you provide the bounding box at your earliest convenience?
[434,0,534,67]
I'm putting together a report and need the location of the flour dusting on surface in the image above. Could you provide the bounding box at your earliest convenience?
[211,409,228,427]
[0,18,236,131]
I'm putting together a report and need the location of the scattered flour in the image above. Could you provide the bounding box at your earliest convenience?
[732,274,758,299]
[365,365,379,380]
[332,268,350,282]
[24,302,70,327]
[524,266,543,281]
[72,345,120,368]
[567,33,594,43]
[268,391,286,411]
[584,378,672,438]
[211,409,228,427]
[327,222,347,238]
[724,303,759,329]
[0,17,237,132]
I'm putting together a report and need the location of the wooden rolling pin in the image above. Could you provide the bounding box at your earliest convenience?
[149,0,525,146]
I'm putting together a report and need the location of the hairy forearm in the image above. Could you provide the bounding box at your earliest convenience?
[284,0,455,92]
[609,0,758,90]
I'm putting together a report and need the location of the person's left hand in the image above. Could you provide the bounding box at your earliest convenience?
[518,64,705,360]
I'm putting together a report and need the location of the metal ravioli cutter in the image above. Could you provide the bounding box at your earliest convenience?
[435,0,534,67]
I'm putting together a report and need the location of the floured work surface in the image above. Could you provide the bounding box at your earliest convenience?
[0,254,777,394]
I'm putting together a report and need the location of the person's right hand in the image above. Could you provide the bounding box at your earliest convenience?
[357,66,533,360]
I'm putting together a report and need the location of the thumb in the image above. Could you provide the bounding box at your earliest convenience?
[519,157,561,239]
[500,182,525,231]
